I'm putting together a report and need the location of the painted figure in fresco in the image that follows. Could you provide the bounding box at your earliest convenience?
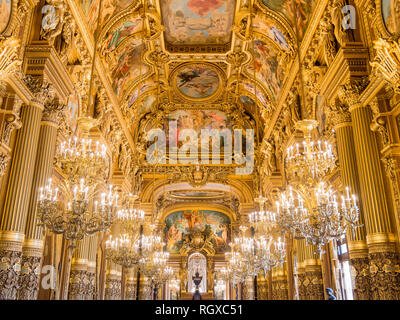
[250,40,282,98]
[0,0,10,32]
[107,19,141,51]
[165,211,230,253]
[176,65,219,99]
[162,0,234,44]
[214,224,228,246]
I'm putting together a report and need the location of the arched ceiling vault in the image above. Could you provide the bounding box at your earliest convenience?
[72,0,319,206]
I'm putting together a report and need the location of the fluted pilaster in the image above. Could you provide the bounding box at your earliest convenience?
[339,80,400,299]
[329,101,371,299]
[18,100,64,300]
[0,103,43,300]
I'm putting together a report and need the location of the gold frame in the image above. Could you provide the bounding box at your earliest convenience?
[0,0,18,37]
[169,61,225,103]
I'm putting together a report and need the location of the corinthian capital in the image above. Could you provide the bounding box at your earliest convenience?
[23,75,56,107]
[327,99,352,127]
[338,78,369,108]
[42,99,66,125]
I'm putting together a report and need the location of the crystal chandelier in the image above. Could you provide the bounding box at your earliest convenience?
[223,251,248,284]
[285,120,335,184]
[296,182,360,252]
[38,178,118,242]
[105,233,142,268]
[116,194,145,234]
[230,226,261,278]
[254,235,286,272]
[274,186,306,236]
[58,135,109,186]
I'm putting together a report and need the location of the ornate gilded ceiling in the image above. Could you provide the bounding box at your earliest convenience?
[73,0,321,140]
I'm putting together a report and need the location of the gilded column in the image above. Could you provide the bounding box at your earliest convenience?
[125,269,136,300]
[271,264,289,300]
[339,80,400,300]
[256,274,267,300]
[68,237,90,300]
[86,235,97,300]
[0,101,43,299]
[104,262,121,300]
[328,99,371,299]
[295,239,307,300]
[17,99,64,300]
[304,244,324,300]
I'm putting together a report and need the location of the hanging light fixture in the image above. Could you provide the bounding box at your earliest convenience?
[38,178,118,242]
[285,120,335,184]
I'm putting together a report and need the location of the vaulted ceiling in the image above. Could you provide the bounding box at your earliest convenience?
[76,0,317,144]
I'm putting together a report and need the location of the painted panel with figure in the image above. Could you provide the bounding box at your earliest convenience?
[175,64,220,100]
[246,40,284,100]
[164,210,231,254]
[261,0,316,40]
[80,0,132,33]
[110,40,149,99]
[160,0,235,45]
[382,0,400,34]
[0,0,11,33]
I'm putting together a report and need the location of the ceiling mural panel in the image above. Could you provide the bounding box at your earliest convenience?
[252,14,291,51]
[108,39,149,100]
[164,210,231,254]
[102,18,143,52]
[174,63,220,100]
[160,0,236,45]
[167,109,232,147]
[0,0,11,33]
[382,0,400,34]
[260,0,316,40]
[242,82,269,107]
[80,0,133,33]
[246,39,285,101]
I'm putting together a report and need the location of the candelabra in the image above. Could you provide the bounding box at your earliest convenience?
[285,120,335,184]
[38,178,118,242]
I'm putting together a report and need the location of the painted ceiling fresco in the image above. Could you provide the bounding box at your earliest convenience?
[261,0,316,40]
[102,18,143,52]
[108,39,149,100]
[160,0,236,45]
[252,15,290,51]
[164,210,231,254]
[382,0,400,34]
[246,39,285,101]
[175,64,220,100]
[169,191,225,199]
[80,0,133,33]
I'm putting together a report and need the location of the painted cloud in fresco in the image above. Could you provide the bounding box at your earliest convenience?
[160,0,235,45]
